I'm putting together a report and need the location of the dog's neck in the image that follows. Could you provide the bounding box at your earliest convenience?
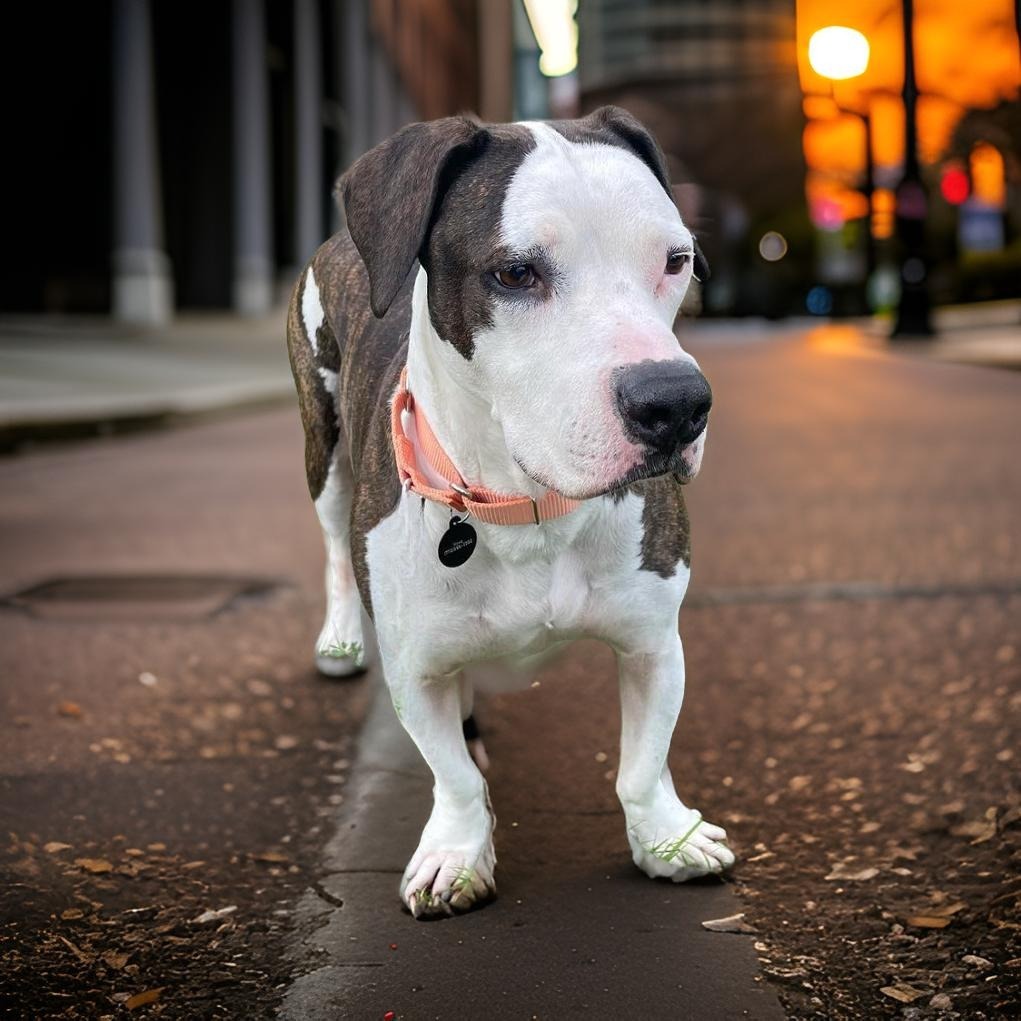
[405,268,546,500]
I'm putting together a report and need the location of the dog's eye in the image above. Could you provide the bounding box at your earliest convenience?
[494,264,537,289]
[665,251,691,275]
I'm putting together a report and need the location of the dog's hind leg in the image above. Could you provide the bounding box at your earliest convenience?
[287,265,365,678]
[459,675,489,772]
[313,453,366,677]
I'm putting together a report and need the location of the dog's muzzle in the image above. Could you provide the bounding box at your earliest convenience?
[614,360,712,458]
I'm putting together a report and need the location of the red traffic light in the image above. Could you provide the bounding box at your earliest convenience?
[940,165,969,205]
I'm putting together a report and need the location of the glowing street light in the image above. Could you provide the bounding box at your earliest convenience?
[523,0,578,78]
[808,26,870,81]
[807,26,876,299]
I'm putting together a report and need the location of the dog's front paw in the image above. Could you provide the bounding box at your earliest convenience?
[627,808,735,882]
[401,819,496,919]
[315,639,366,678]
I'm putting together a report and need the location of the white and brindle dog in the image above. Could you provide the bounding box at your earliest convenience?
[287,106,734,918]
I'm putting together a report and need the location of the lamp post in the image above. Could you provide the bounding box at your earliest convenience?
[891,0,934,336]
[808,27,876,307]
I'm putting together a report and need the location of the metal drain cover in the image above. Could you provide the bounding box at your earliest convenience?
[2,575,280,621]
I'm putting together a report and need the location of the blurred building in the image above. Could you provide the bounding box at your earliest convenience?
[1,0,527,326]
[578,0,810,315]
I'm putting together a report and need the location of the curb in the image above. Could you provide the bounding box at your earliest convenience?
[0,382,296,453]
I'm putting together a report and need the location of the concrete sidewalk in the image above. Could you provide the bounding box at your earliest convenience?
[872,298,1021,370]
[0,311,294,450]
[283,669,784,1021]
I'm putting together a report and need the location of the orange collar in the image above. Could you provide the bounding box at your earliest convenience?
[390,367,581,526]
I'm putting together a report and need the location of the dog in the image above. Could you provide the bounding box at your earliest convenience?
[286,106,733,918]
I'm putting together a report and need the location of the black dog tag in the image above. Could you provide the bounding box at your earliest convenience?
[438,515,477,567]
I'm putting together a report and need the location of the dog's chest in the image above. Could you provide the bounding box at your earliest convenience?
[367,492,687,675]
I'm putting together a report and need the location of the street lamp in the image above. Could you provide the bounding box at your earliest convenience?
[808,27,877,301]
[890,0,934,336]
[808,26,870,81]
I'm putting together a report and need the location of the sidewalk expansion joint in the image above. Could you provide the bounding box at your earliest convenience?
[687,577,1021,607]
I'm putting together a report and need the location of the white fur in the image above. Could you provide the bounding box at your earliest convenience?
[301,266,325,355]
[323,127,730,915]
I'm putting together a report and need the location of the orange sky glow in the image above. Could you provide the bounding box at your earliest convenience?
[796,0,1020,219]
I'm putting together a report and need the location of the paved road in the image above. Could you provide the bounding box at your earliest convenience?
[2,321,1018,1019]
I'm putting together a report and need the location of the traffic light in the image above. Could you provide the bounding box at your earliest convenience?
[940,162,969,205]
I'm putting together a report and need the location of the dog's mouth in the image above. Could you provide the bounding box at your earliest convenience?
[514,442,702,502]
[604,447,697,494]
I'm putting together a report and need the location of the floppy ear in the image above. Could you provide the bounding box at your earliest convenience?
[586,106,711,283]
[587,105,673,197]
[693,239,710,282]
[338,117,488,318]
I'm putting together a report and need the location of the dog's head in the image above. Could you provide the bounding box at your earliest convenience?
[339,107,711,500]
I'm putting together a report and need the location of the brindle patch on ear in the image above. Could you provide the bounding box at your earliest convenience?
[338,117,489,319]
[631,475,691,577]
[552,107,709,290]
[423,124,535,359]
[548,106,674,200]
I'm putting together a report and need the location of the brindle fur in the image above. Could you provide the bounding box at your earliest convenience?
[634,476,691,577]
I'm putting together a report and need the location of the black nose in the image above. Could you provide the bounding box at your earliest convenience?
[614,360,713,456]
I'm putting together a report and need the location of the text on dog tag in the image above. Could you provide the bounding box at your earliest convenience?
[438,517,477,567]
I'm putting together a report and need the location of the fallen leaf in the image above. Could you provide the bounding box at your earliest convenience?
[927,900,967,918]
[192,905,237,924]
[56,934,92,963]
[881,982,925,1003]
[57,701,83,719]
[950,819,997,843]
[273,735,299,750]
[962,954,993,969]
[702,913,757,934]
[125,988,163,1010]
[74,857,113,874]
[103,951,130,970]
[905,915,951,929]
[61,908,85,921]
[44,842,72,854]
[825,863,879,882]
[252,851,289,864]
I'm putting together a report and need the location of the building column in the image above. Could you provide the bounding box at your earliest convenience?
[479,0,513,123]
[112,0,173,325]
[369,32,397,146]
[294,0,323,266]
[232,0,273,316]
[342,0,372,166]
